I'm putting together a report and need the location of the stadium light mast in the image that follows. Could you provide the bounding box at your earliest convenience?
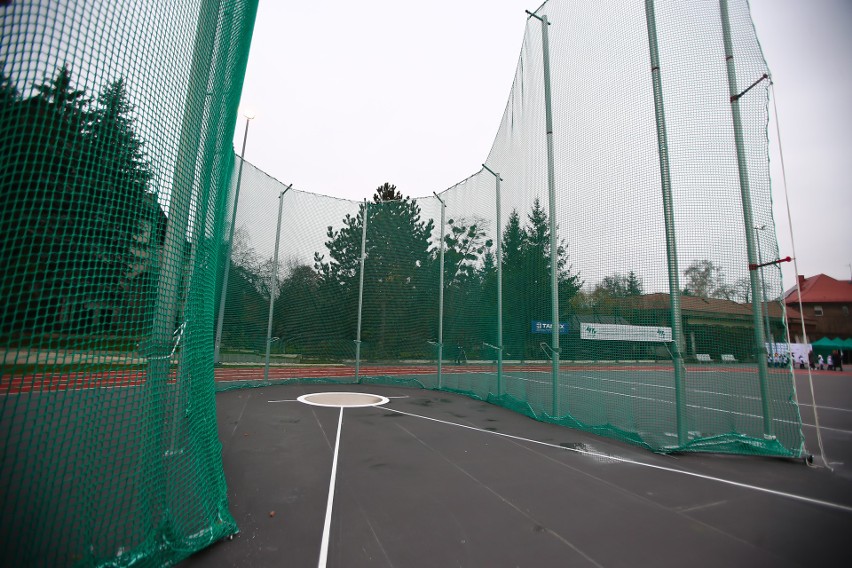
[526,8,561,417]
[263,183,292,382]
[644,0,688,446]
[214,110,255,365]
[719,0,773,438]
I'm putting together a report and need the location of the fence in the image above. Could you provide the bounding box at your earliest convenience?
[0,0,806,565]
[216,0,803,458]
[0,0,258,565]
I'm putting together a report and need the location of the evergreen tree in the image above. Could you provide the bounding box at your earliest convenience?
[0,66,157,335]
[596,271,643,298]
[500,200,582,359]
[314,183,435,357]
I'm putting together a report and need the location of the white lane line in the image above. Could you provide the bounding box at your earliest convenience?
[811,404,852,413]
[802,422,852,434]
[383,407,852,515]
[502,374,812,427]
[318,408,344,568]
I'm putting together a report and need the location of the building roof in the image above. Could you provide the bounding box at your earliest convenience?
[784,274,852,304]
[619,292,812,325]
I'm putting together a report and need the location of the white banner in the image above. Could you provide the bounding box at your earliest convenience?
[580,323,672,342]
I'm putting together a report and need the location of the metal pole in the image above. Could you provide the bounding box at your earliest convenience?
[483,164,504,396]
[527,9,560,417]
[644,0,689,446]
[719,0,773,438]
[355,200,369,382]
[754,226,773,354]
[146,0,221,531]
[214,115,253,364]
[434,192,446,389]
[264,184,292,382]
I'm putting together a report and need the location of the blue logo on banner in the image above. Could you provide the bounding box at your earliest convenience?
[531,321,569,334]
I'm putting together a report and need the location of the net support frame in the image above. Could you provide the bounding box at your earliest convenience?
[483,164,504,396]
[147,0,221,537]
[527,9,561,417]
[263,184,291,382]
[753,226,774,348]
[355,200,369,381]
[719,0,774,438]
[644,0,688,446]
[435,192,446,388]
[214,114,252,365]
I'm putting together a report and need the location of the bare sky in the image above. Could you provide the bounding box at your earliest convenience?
[235,0,852,289]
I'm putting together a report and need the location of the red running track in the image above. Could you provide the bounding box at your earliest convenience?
[1,363,818,396]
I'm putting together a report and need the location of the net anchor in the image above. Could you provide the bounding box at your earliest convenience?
[539,342,560,360]
[150,321,187,361]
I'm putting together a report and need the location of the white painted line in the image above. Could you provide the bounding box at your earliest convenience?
[812,404,852,413]
[318,407,344,568]
[802,423,852,434]
[267,399,298,403]
[383,407,852,515]
[502,373,812,427]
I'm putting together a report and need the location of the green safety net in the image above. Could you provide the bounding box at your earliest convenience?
[0,0,258,566]
[216,0,803,458]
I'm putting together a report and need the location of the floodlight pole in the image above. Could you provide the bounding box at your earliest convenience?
[214,114,253,365]
[644,0,688,446]
[527,9,561,417]
[719,0,773,438]
[434,192,446,389]
[355,200,369,382]
[483,164,504,396]
[263,184,292,382]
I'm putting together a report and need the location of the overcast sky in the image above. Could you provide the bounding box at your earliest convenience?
[234,0,851,289]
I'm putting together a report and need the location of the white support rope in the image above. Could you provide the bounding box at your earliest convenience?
[770,81,829,469]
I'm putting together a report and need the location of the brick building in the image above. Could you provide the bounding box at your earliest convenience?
[784,274,852,342]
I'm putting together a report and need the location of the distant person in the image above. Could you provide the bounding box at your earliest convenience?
[817,354,824,370]
[798,355,806,370]
[827,354,834,371]
[455,345,466,365]
[808,349,815,370]
[838,350,844,372]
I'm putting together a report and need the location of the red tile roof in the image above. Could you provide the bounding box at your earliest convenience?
[784,274,852,304]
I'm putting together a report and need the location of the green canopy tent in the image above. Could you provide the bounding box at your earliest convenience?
[811,336,842,358]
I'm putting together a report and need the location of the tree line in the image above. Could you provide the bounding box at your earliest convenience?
[0,64,162,338]
[221,183,584,360]
[221,181,756,361]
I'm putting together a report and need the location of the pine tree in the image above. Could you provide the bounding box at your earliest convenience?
[314,183,435,357]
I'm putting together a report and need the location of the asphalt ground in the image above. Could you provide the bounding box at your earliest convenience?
[184,372,852,567]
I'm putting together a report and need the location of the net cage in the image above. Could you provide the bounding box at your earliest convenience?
[1,0,258,565]
[216,0,803,459]
[1,0,807,565]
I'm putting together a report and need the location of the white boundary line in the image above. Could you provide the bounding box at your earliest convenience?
[383,407,852,514]
[318,407,343,568]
